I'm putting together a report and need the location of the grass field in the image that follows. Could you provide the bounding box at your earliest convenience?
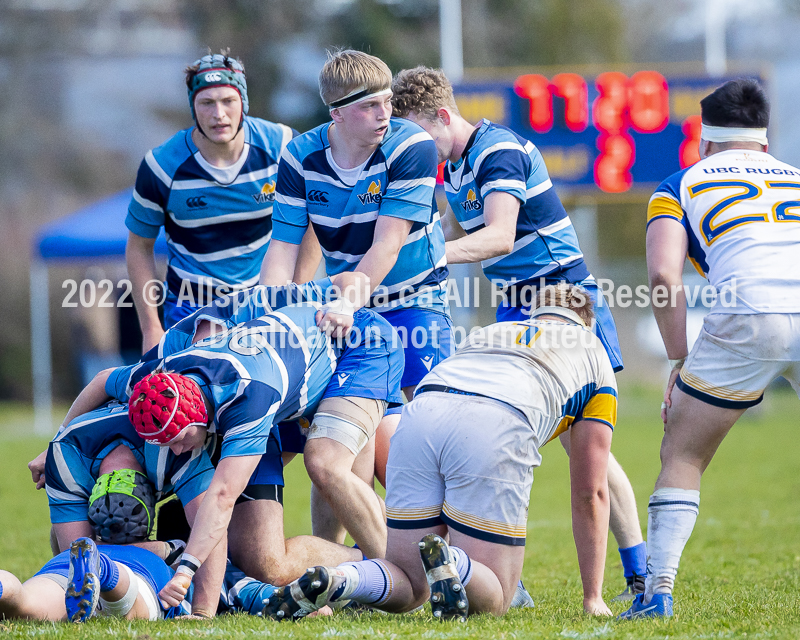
[2,385,800,638]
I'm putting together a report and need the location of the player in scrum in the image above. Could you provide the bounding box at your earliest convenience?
[390,66,646,599]
[620,79,800,618]
[263,284,615,620]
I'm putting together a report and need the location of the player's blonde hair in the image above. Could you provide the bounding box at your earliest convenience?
[391,66,459,120]
[534,283,595,326]
[319,49,392,107]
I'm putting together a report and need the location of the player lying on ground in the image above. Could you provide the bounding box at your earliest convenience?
[0,538,307,622]
[260,49,454,489]
[390,65,646,599]
[55,302,402,609]
[621,79,800,618]
[264,283,616,620]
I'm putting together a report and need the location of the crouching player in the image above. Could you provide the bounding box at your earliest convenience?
[265,284,616,620]
[0,538,188,622]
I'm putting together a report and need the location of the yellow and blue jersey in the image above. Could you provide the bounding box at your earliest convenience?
[444,120,589,289]
[45,402,214,524]
[127,117,295,297]
[106,304,337,460]
[647,149,800,313]
[273,118,448,312]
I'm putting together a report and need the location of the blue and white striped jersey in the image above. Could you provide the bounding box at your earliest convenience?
[444,120,589,288]
[45,402,214,517]
[105,304,337,460]
[127,117,295,294]
[272,118,448,312]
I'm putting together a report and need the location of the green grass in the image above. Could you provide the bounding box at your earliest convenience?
[2,386,800,638]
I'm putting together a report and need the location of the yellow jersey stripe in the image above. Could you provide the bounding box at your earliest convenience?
[647,196,684,224]
[442,501,527,538]
[680,370,764,401]
[582,393,618,428]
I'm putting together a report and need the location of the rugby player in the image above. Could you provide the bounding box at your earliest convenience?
[263,284,615,620]
[56,301,402,608]
[259,49,453,489]
[621,79,800,618]
[390,66,646,598]
[126,50,320,350]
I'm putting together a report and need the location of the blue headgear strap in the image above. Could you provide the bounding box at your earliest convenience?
[188,54,249,135]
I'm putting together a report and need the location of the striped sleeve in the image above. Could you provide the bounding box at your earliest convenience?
[218,382,283,458]
[272,145,309,245]
[382,133,438,223]
[474,144,531,203]
[105,364,137,401]
[580,386,618,429]
[126,152,170,238]
[647,172,686,227]
[170,451,214,506]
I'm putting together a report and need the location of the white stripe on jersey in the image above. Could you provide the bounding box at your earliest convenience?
[166,230,272,262]
[46,485,87,503]
[480,179,527,197]
[472,142,527,178]
[319,247,364,263]
[275,193,307,208]
[386,132,433,168]
[309,210,379,228]
[52,443,88,497]
[280,147,305,175]
[526,178,553,199]
[167,265,260,288]
[304,170,349,189]
[388,177,437,191]
[132,189,163,212]
[167,207,273,229]
[270,310,314,418]
[145,150,173,188]
[156,446,169,492]
[403,213,441,246]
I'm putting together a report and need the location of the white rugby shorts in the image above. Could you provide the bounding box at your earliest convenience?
[677,313,800,409]
[384,391,537,546]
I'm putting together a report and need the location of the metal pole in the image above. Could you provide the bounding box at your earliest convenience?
[439,0,464,82]
[705,0,727,77]
[30,259,54,436]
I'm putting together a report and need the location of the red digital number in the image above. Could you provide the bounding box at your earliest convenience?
[437,162,445,185]
[513,74,553,133]
[629,71,669,133]
[594,132,635,193]
[680,115,702,168]
[551,73,589,132]
[593,72,629,134]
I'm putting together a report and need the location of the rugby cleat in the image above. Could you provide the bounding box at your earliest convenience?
[510,580,535,608]
[611,572,646,602]
[65,537,101,623]
[418,534,468,622]
[618,593,673,619]
[262,566,349,621]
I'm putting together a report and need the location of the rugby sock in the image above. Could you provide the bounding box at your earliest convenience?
[644,488,700,601]
[221,560,276,615]
[619,541,647,578]
[337,560,392,605]
[447,546,474,587]
[97,551,120,591]
[0,579,4,600]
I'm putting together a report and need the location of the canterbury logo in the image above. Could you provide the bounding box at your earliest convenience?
[308,190,329,204]
[186,196,207,208]
[252,181,276,204]
[357,180,382,205]
[460,189,482,212]
[204,72,222,82]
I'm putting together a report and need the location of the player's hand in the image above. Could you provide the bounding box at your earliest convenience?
[661,366,682,424]
[28,450,48,489]
[583,597,612,616]
[315,297,355,339]
[307,605,334,618]
[159,572,193,608]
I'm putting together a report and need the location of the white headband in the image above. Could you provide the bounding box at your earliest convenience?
[701,124,768,146]
[328,87,392,111]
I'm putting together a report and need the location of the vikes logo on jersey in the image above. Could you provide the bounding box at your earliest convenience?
[357,181,383,205]
[252,181,276,204]
[460,189,482,212]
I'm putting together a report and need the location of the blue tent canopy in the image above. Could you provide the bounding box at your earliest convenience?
[35,189,167,260]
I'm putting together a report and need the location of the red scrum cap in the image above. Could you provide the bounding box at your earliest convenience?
[129,372,208,445]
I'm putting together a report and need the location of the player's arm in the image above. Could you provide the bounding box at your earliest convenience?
[292,226,323,284]
[441,203,466,241]
[158,454,260,608]
[445,191,519,263]
[646,217,690,417]
[126,232,164,353]
[179,492,227,618]
[569,418,613,616]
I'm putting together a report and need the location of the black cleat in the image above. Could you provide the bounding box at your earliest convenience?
[262,566,348,621]
[418,534,468,622]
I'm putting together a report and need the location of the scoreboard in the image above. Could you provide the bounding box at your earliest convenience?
[452,71,762,194]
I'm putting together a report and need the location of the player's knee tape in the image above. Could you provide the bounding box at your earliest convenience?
[307,397,387,456]
[99,565,139,618]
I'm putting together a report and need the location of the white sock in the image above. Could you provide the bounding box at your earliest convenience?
[99,565,139,617]
[645,488,700,601]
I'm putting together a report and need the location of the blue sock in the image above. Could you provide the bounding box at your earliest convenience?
[98,552,120,591]
[619,542,647,578]
[0,579,4,600]
[344,560,391,605]
[448,546,474,586]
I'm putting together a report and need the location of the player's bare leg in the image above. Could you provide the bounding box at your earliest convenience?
[560,432,646,599]
[305,437,386,558]
[227,498,361,586]
[628,386,743,614]
[0,573,66,621]
[375,412,401,487]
